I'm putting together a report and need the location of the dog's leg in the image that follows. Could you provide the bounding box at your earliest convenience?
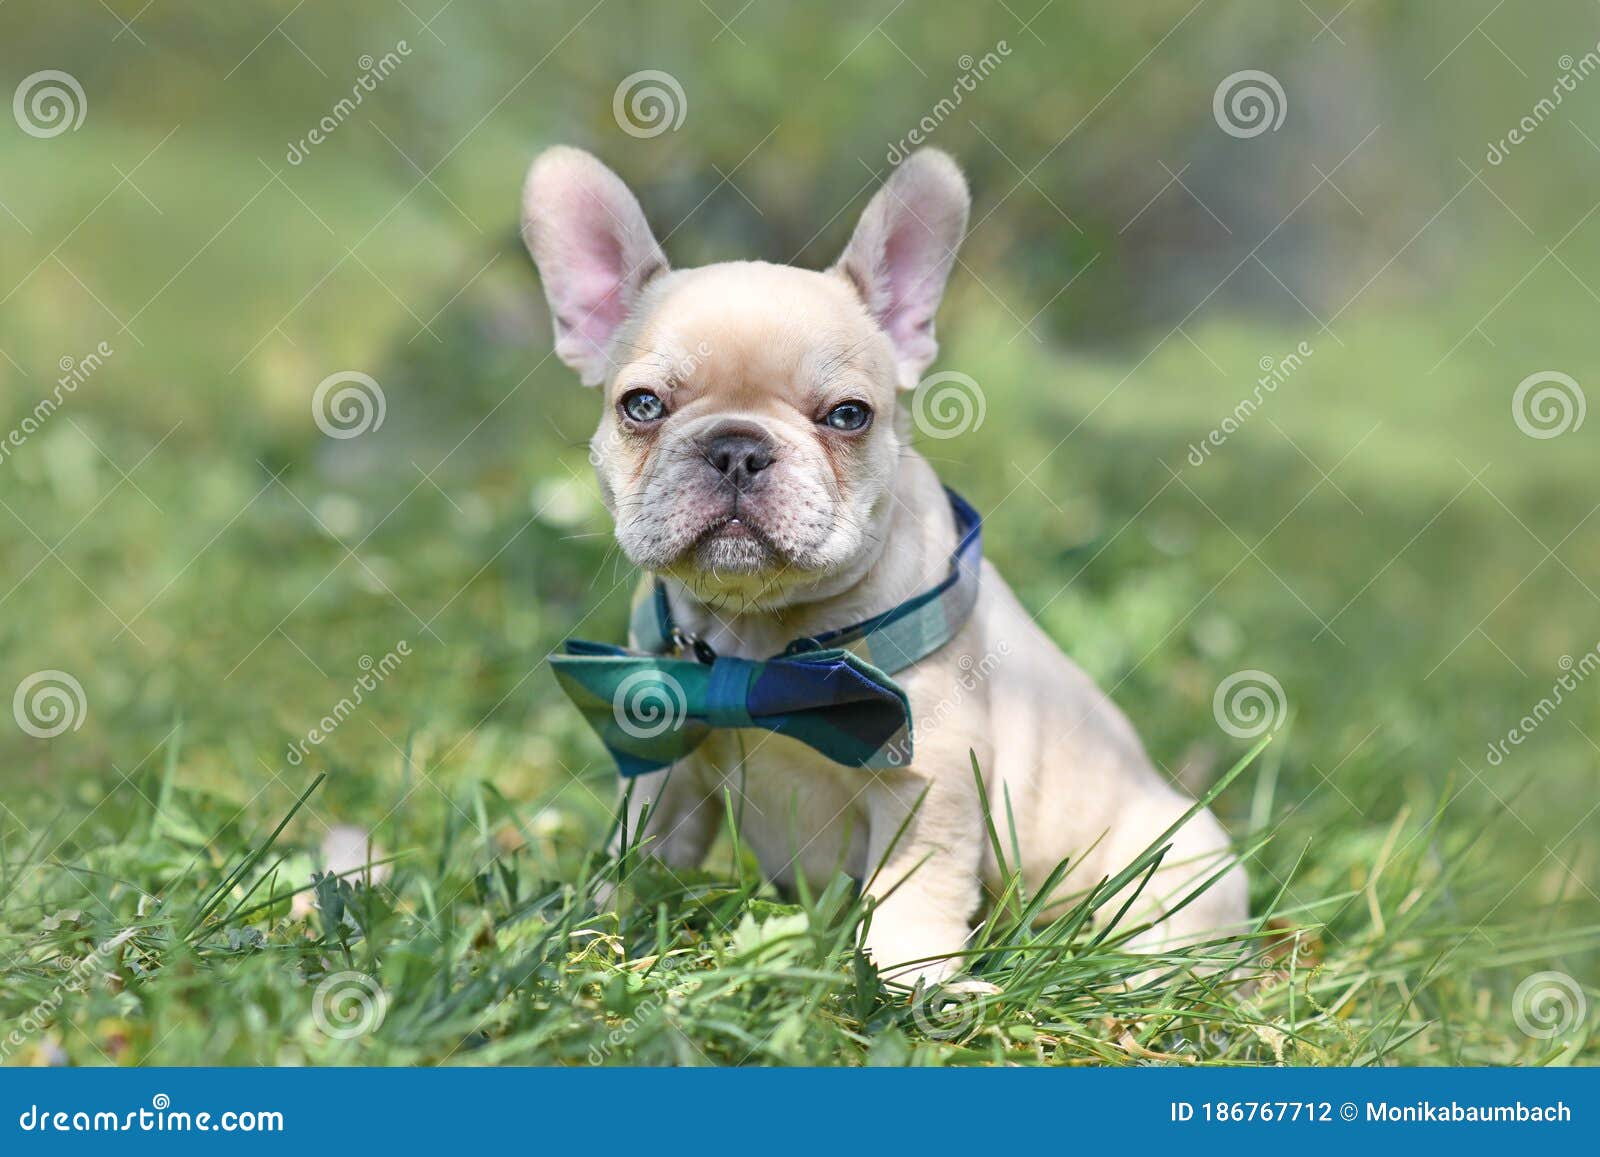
[596,766,718,912]
[1102,800,1249,958]
[612,764,718,870]
[859,773,983,988]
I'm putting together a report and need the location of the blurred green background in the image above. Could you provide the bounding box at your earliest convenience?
[1,1,1597,1061]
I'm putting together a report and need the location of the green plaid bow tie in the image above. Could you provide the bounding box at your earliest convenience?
[550,490,982,776]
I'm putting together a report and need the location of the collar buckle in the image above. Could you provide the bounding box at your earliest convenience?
[670,628,718,665]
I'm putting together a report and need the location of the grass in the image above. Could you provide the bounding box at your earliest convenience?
[4,725,1595,1066]
[3,162,1598,1062]
[4,3,1600,1065]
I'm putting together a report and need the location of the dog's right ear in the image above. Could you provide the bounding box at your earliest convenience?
[520,147,667,386]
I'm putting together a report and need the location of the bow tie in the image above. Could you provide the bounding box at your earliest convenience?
[550,489,982,776]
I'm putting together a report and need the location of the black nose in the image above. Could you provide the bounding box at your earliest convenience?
[702,433,774,485]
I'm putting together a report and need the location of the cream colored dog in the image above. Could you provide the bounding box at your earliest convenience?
[521,145,1247,986]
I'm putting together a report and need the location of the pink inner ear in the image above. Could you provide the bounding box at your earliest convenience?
[557,215,629,352]
[880,220,943,358]
[840,154,967,380]
[524,147,667,384]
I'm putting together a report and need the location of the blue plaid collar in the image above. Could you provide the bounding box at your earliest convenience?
[549,490,982,776]
[632,488,983,672]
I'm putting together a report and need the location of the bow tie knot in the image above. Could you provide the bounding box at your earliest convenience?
[550,642,913,777]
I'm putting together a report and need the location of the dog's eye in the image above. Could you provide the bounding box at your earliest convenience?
[620,389,666,423]
[822,401,872,431]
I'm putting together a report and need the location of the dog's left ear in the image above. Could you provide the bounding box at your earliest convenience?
[834,149,970,389]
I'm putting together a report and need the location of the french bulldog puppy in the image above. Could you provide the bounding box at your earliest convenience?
[521,145,1247,985]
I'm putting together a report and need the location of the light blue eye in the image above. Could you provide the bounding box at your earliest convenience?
[621,389,665,423]
[823,401,871,431]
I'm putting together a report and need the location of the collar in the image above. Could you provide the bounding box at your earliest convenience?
[630,488,982,673]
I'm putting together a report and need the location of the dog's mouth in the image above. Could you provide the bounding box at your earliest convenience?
[687,512,783,574]
[699,514,759,541]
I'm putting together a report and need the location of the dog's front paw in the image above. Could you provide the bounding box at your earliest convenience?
[876,955,959,989]
[938,977,1001,996]
[864,907,977,990]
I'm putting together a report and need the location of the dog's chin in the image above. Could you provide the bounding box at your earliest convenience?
[620,501,856,606]
[689,517,777,575]
[645,515,816,607]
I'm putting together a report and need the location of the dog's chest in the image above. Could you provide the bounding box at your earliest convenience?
[685,731,873,886]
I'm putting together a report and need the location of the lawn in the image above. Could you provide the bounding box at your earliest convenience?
[1,1,1597,1066]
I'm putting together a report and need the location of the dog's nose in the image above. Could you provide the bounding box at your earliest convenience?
[702,433,774,485]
